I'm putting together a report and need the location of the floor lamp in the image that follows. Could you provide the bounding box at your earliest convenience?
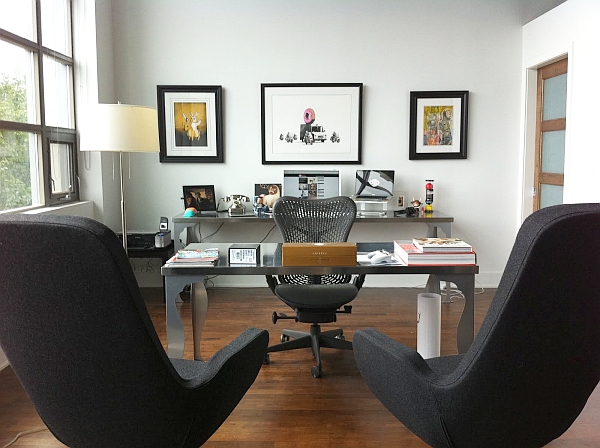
[82,104,160,253]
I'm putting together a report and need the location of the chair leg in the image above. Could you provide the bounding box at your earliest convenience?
[281,329,310,340]
[309,324,323,378]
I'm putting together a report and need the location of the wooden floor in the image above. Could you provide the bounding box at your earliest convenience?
[1,286,598,447]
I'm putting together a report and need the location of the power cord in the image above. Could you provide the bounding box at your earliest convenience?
[2,428,49,448]
[260,225,278,243]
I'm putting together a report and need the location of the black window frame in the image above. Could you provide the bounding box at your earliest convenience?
[0,0,79,209]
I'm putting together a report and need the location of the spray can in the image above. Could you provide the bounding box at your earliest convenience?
[425,180,434,213]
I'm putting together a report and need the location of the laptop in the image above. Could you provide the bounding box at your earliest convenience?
[354,170,394,200]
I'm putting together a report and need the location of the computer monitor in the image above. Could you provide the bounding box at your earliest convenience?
[282,170,340,199]
[354,170,395,199]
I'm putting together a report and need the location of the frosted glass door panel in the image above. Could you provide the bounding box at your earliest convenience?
[543,74,567,120]
[541,130,565,174]
[540,184,563,209]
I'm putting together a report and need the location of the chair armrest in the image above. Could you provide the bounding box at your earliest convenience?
[353,328,451,446]
[170,327,269,389]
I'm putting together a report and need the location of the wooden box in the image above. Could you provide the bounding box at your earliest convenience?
[281,242,357,266]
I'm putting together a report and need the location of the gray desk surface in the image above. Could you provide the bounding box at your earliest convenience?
[172,210,454,224]
[172,211,454,251]
[162,242,478,361]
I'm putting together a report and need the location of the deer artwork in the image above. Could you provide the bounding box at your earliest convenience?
[183,111,202,141]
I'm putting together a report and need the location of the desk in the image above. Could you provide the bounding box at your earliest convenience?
[161,242,478,360]
[172,211,454,251]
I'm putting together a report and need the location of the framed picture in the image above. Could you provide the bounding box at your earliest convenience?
[253,183,281,216]
[158,85,223,163]
[261,83,362,164]
[409,90,469,160]
[182,185,216,213]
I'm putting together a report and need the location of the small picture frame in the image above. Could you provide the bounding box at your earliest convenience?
[253,183,281,216]
[182,185,216,213]
[158,85,223,163]
[409,90,469,160]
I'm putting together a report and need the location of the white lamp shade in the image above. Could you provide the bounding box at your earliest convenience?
[82,103,160,153]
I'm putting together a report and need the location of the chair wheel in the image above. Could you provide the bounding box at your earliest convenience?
[335,334,345,341]
[263,353,270,364]
[280,334,290,343]
[311,365,322,378]
[271,311,278,324]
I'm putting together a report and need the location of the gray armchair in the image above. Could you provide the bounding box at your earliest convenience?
[265,196,364,377]
[353,203,600,447]
[0,214,268,448]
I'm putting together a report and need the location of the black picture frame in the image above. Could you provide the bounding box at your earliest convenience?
[261,83,362,164]
[182,185,217,212]
[409,90,469,160]
[158,85,223,163]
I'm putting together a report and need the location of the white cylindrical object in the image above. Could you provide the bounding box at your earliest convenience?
[417,292,442,359]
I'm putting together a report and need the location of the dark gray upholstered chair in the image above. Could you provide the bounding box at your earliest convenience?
[0,214,269,448]
[353,203,600,448]
[265,196,364,378]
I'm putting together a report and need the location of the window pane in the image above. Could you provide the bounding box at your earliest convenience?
[540,184,563,209]
[0,40,38,124]
[541,130,565,174]
[43,55,73,128]
[41,0,72,56]
[0,130,41,211]
[543,73,567,120]
[50,141,73,195]
[0,0,35,41]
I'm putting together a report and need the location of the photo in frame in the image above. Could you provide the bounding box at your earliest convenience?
[182,185,216,213]
[409,90,469,160]
[261,83,362,164]
[253,183,281,216]
[158,85,223,163]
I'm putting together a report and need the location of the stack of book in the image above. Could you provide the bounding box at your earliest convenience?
[166,247,219,265]
[394,238,476,265]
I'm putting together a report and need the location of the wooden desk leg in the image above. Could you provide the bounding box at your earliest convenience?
[190,281,208,361]
[164,274,205,358]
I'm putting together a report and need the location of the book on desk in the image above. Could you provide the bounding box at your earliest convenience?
[166,248,219,265]
[394,240,476,265]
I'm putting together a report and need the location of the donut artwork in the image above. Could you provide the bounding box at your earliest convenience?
[303,108,316,125]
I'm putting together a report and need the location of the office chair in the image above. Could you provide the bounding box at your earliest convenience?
[265,196,364,378]
[0,214,269,448]
[353,203,600,448]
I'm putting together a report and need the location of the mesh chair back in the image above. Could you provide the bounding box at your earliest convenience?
[273,196,356,285]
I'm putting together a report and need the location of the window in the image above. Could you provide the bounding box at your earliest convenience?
[0,0,78,212]
[534,58,567,211]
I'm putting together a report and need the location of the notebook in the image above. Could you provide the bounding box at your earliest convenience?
[354,170,394,199]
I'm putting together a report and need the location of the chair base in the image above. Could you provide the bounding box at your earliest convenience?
[266,323,352,377]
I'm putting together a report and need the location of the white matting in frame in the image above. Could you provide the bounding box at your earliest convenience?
[261,83,362,164]
[158,85,223,163]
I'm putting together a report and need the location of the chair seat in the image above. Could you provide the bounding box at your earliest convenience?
[275,283,358,310]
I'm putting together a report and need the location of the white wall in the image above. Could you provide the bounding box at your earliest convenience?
[520,0,600,221]
[88,0,567,288]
